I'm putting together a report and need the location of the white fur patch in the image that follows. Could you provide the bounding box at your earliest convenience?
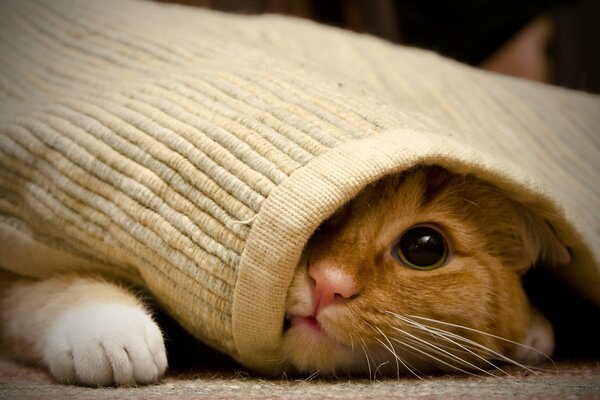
[512,311,555,364]
[41,303,167,386]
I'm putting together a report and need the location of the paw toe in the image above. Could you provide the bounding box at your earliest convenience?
[43,303,167,386]
[45,348,76,384]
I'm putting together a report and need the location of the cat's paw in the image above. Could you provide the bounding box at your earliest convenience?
[511,310,554,364]
[42,303,167,386]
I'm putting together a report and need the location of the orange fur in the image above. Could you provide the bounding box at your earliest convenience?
[283,166,566,376]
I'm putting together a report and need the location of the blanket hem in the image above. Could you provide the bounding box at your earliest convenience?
[232,128,598,374]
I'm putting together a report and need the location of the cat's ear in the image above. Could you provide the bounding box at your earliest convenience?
[513,209,571,274]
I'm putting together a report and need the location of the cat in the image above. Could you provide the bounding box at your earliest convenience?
[0,272,168,386]
[281,165,569,376]
[0,166,569,385]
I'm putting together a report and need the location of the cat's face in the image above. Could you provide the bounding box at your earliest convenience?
[282,166,566,376]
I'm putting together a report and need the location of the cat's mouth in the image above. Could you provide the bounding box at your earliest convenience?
[289,315,323,332]
[283,313,356,359]
[283,312,327,334]
[283,313,349,346]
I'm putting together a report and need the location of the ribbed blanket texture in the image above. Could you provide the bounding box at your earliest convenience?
[0,0,598,374]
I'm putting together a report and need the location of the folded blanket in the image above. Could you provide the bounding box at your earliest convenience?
[0,0,598,374]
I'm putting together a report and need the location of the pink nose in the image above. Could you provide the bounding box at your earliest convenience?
[308,261,358,315]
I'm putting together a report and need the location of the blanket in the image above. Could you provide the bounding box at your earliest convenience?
[0,0,598,374]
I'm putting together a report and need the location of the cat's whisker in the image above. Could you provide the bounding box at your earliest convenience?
[389,313,512,377]
[390,325,506,379]
[373,361,390,381]
[369,325,424,381]
[374,328,401,381]
[343,307,380,379]
[390,312,544,375]
[395,314,531,371]
[381,334,441,381]
[359,336,373,381]
[370,311,497,377]
[364,322,399,380]
[376,337,426,381]
[389,337,484,378]
[391,333,473,371]
[397,333,513,380]
[422,325,542,375]
[370,320,500,380]
[301,370,320,382]
[390,330,490,376]
[461,198,482,209]
[406,314,555,366]
[349,309,424,380]
[421,333,511,375]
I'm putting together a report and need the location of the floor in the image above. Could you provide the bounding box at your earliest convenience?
[1,358,599,400]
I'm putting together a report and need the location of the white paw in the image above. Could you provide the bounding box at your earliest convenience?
[42,303,167,386]
[511,311,555,364]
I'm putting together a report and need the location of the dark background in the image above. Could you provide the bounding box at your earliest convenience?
[161,0,600,94]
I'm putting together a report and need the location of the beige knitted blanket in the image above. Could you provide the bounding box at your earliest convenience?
[0,0,598,374]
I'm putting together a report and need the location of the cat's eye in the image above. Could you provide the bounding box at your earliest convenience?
[394,225,448,270]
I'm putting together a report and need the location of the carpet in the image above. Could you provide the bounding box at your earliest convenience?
[1,358,599,399]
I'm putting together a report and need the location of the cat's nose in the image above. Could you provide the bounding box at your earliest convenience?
[308,261,358,314]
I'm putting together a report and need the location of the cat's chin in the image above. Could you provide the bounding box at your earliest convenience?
[281,319,362,375]
[282,323,427,377]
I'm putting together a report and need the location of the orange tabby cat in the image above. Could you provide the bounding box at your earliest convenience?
[282,166,569,376]
[0,166,568,385]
